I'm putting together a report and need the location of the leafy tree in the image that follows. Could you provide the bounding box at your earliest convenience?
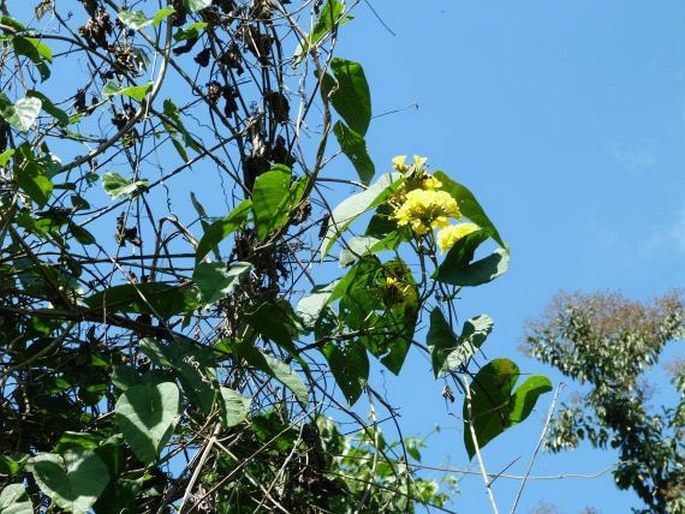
[524,291,685,514]
[0,1,548,512]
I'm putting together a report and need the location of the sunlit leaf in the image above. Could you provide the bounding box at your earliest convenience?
[434,171,506,249]
[13,36,52,80]
[219,387,251,427]
[102,81,153,102]
[464,358,552,459]
[321,59,371,136]
[230,341,309,406]
[84,282,191,318]
[444,314,493,371]
[195,199,251,262]
[2,97,42,132]
[182,0,211,13]
[27,90,69,126]
[193,261,252,306]
[141,338,217,414]
[296,280,340,328]
[322,340,368,405]
[321,172,398,258]
[333,121,375,184]
[252,167,293,241]
[115,382,181,464]
[0,483,32,514]
[101,172,148,199]
[30,449,109,514]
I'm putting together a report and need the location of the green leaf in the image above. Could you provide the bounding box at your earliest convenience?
[321,172,398,258]
[439,247,510,287]
[426,308,457,379]
[152,7,175,27]
[115,382,181,464]
[219,387,251,427]
[434,171,506,249]
[434,229,509,286]
[195,199,251,262]
[13,36,52,80]
[244,300,303,353]
[510,375,553,423]
[338,235,381,267]
[54,432,101,453]
[30,449,110,514]
[333,121,375,184]
[2,97,42,132]
[464,358,552,459]
[311,0,350,44]
[118,10,149,29]
[84,282,191,318]
[173,22,207,41]
[321,58,372,136]
[69,222,96,245]
[0,454,26,477]
[112,365,139,392]
[118,9,172,30]
[0,483,32,514]
[27,90,69,126]
[13,36,52,62]
[141,338,217,414]
[183,0,211,13]
[101,172,148,199]
[193,261,252,307]
[294,0,353,63]
[230,341,309,406]
[102,81,153,102]
[16,158,53,207]
[296,280,339,329]
[444,314,494,372]
[334,258,418,375]
[162,99,202,154]
[322,340,369,405]
[252,167,301,241]
[0,149,14,167]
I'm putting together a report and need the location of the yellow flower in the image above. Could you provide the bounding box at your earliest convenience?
[392,155,409,172]
[421,175,442,190]
[394,189,461,235]
[392,155,442,192]
[437,223,480,253]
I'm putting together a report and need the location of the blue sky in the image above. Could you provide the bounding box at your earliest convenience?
[331,1,685,512]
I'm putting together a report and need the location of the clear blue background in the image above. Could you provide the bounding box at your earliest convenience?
[332,1,685,512]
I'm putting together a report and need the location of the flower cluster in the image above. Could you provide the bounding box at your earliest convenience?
[437,222,479,253]
[394,188,460,235]
[391,155,480,252]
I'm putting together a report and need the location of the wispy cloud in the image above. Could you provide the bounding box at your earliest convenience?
[609,142,658,170]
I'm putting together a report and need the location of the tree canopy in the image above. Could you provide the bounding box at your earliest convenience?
[525,291,685,514]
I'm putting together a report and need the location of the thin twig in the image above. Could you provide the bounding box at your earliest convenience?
[509,384,565,514]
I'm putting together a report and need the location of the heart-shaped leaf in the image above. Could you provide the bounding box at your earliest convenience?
[30,449,109,514]
[0,483,32,514]
[3,97,42,132]
[193,261,252,306]
[219,387,251,427]
[464,359,552,459]
[115,382,181,464]
[183,0,212,13]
